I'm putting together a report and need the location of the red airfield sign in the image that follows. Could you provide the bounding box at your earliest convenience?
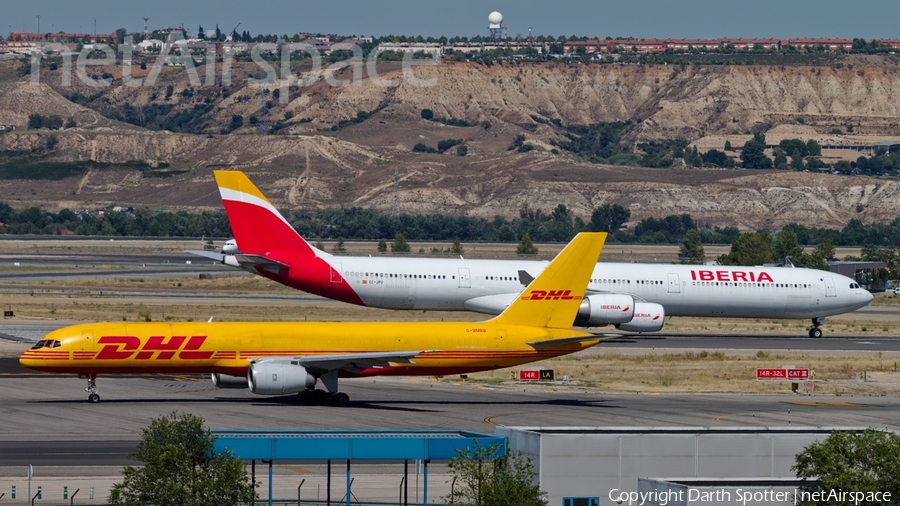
[756,368,787,379]
[756,367,810,380]
[518,370,540,381]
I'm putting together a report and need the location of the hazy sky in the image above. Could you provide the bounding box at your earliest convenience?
[6,0,900,40]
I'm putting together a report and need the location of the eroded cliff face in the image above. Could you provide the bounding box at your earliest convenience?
[1,57,899,231]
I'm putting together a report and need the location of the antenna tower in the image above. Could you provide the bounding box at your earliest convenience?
[143,17,149,37]
[392,169,400,216]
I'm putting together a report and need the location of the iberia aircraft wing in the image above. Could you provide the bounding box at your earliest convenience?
[253,350,426,374]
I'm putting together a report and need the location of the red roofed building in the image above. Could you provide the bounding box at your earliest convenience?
[784,38,853,50]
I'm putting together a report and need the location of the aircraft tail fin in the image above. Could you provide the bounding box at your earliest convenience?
[213,170,323,257]
[491,232,606,329]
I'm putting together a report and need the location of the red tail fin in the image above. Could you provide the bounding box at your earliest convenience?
[214,171,319,256]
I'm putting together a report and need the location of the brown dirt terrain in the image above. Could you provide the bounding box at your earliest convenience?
[1,57,900,230]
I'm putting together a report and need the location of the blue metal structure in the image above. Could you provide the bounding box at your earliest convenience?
[212,430,505,506]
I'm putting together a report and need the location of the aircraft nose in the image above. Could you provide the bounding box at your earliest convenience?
[19,351,35,369]
[864,290,875,304]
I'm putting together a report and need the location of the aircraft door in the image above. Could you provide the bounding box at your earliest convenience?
[458,267,471,288]
[824,277,836,297]
[667,273,680,293]
[330,263,342,283]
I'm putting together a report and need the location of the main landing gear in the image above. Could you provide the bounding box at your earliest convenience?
[297,388,350,406]
[84,373,100,403]
[296,371,350,406]
[808,317,825,339]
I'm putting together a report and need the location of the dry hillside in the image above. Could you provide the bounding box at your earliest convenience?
[1,55,900,230]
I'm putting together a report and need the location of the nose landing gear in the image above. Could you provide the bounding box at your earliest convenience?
[808,317,825,338]
[83,373,100,403]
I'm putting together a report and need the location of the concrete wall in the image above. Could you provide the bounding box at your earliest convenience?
[496,427,873,506]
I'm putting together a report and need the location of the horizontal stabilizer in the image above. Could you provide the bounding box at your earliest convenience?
[526,336,603,349]
[185,250,226,262]
[232,254,290,270]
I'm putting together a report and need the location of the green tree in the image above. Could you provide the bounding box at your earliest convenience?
[332,237,346,253]
[719,231,773,266]
[391,233,411,253]
[740,133,773,169]
[377,238,387,253]
[27,113,44,129]
[589,203,630,232]
[444,443,547,506]
[678,228,705,264]
[793,429,900,504]
[814,237,836,262]
[44,115,64,130]
[456,144,468,156]
[724,140,732,151]
[790,150,805,170]
[108,411,256,506]
[420,108,434,120]
[450,237,464,255]
[701,149,729,167]
[516,233,538,255]
[772,147,788,169]
[773,230,803,262]
[806,139,822,156]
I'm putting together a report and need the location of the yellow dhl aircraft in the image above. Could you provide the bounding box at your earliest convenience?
[21,232,607,405]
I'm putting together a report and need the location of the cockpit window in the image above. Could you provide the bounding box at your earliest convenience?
[29,340,61,349]
[850,283,860,289]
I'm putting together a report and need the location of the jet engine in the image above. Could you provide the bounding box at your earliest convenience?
[615,303,665,332]
[247,361,316,395]
[211,373,249,389]
[574,294,635,326]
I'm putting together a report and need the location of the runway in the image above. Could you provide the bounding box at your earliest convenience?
[1,371,899,466]
[596,333,900,351]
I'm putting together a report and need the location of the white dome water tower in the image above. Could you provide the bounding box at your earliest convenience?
[488,11,506,40]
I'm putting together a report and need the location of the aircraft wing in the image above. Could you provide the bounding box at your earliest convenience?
[253,350,427,374]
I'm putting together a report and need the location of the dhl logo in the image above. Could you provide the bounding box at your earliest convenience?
[520,289,581,301]
[96,335,213,360]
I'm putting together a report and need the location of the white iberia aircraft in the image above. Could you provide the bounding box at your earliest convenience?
[188,171,873,338]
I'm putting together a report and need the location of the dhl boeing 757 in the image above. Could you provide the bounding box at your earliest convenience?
[189,171,873,338]
[21,233,607,404]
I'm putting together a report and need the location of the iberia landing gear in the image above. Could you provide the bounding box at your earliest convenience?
[808,317,825,339]
[81,373,100,403]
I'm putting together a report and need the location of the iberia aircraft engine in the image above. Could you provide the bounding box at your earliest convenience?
[247,360,317,395]
[574,294,635,326]
[615,302,665,332]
